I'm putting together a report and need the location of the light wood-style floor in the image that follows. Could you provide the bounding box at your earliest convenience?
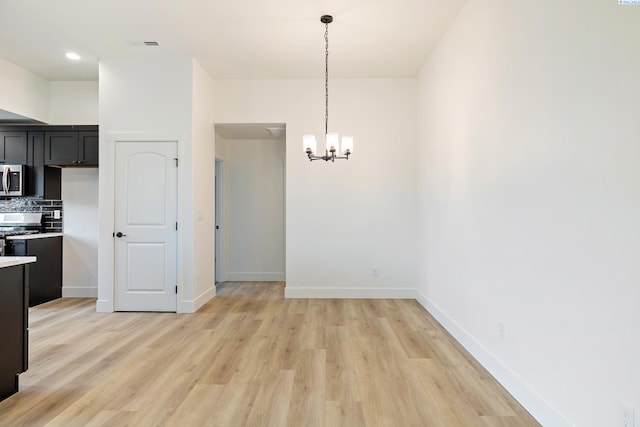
[0,282,540,427]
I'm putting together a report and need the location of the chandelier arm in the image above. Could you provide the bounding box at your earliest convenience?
[306,151,349,162]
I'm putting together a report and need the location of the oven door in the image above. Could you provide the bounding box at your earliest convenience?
[1,165,25,196]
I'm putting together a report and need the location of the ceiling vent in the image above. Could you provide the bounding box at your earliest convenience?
[144,41,159,46]
[267,127,285,138]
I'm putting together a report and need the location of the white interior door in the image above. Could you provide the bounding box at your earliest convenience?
[114,141,178,312]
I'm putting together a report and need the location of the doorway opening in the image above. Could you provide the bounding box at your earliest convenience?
[214,123,286,286]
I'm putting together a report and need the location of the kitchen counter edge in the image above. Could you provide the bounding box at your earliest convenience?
[0,256,37,269]
[6,233,64,240]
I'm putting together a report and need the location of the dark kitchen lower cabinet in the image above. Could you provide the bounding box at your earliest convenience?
[0,264,29,402]
[7,237,62,307]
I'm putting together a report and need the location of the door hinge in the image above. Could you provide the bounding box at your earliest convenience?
[175,285,178,294]
[174,158,178,167]
[176,222,178,230]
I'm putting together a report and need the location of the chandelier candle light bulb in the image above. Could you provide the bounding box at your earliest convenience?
[326,133,339,153]
[303,135,317,155]
[341,136,353,155]
[303,15,354,162]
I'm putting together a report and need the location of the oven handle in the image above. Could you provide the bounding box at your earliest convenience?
[2,165,9,195]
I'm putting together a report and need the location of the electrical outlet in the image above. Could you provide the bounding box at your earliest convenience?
[372,268,380,277]
[621,404,635,427]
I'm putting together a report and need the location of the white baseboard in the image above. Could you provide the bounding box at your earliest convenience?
[415,290,571,427]
[225,272,285,281]
[179,285,216,313]
[62,287,98,298]
[96,299,113,313]
[284,287,417,299]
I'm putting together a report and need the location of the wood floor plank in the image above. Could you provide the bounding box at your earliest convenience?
[245,370,295,427]
[325,400,366,427]
[83,409,138,427]
[326,325,362,402]
[0,282,540,427]
[286,349,326,427]
[160,384,224,427]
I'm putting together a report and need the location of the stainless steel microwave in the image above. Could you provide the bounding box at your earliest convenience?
[0,165,25,196]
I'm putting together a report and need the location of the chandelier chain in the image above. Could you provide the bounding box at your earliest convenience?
[325,21,329,136]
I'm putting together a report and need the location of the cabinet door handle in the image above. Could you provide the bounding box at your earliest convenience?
[2,165,9,194]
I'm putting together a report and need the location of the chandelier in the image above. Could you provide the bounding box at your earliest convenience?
[303,15,353,162]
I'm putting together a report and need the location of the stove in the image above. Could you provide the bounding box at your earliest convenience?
[0,213,43,255]
[0,229,41,238]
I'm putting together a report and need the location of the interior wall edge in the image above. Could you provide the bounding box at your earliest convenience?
[415,289,572,427]
[180,284,217,313]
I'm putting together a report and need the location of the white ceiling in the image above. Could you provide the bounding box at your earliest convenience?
[0,0,466,81]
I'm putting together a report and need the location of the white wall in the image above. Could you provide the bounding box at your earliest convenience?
[0,57,49,122]
[61,168,99,297]
[221,138,285,281]
[48,80,100,298]
[212,79,417,298]
[416,1,640,426]
[190,59,216,304]
[49,81,99,125]
[98,57,199,313]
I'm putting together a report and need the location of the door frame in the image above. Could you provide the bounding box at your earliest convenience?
[97,132,185,313]
[214,158,224,284]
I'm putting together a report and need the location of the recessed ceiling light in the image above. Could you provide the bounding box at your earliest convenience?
[65,52,81,60]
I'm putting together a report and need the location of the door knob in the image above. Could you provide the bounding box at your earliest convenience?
[115,232,127,238]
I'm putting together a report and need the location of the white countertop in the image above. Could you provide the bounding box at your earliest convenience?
[0,256,37,269]
[5,232,63,240]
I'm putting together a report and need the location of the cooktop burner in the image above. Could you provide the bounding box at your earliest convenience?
[0,230,41,238]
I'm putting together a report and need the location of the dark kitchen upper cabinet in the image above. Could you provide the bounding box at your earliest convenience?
[0,131,28,165]
[45,130,98,166]
[44,131,77,165]
[0,125,97,199]
[78,131,99,166]
[28,131,61,200]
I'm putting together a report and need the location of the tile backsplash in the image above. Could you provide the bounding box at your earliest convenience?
[0,199,63,233]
